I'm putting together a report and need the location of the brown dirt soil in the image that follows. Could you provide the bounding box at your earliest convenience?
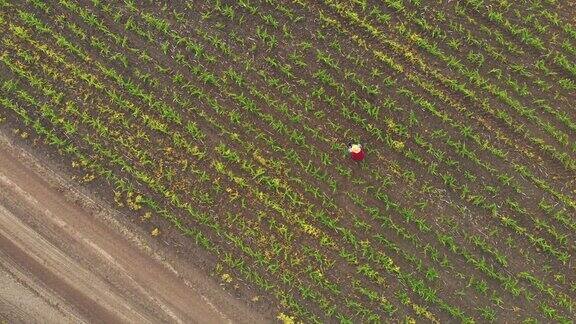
[0,132,269,324]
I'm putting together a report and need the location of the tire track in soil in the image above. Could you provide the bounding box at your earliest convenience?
[0,132,264,324]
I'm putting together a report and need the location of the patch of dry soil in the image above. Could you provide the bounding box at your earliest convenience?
[0,133,268,324]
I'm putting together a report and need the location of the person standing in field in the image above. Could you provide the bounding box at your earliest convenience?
[348,143,365,162]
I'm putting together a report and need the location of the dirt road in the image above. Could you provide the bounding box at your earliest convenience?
[0,134,268,324]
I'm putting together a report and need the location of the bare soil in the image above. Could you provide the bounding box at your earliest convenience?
[0,132,269,324]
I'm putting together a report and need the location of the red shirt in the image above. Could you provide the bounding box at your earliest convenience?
[351,149,365,161]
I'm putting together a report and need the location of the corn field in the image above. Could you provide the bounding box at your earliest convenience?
[0,0,575,322]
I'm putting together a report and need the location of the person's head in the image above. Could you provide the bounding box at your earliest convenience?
[350,144,362,153]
